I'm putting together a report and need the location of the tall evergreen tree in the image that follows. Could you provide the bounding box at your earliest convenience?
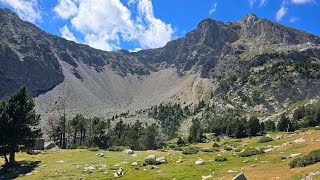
[277,114,292,132]
[246,116,260,136]
[0,87,42,165]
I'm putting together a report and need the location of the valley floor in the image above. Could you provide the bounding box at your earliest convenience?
[1,129,320,180]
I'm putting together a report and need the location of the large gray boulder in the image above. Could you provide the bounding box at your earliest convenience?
[33,138,45,150]
[156,156,167,164]
[145,155,156,165]
[44,141,58,150]
[123,149,134,155]
[232,173,247,180]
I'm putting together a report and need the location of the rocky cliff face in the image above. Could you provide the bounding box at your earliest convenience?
[1,8,320,121]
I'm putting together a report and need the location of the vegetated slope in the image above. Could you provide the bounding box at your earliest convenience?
[0,8,320,122]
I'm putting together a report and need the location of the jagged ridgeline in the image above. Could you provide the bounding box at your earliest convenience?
[0,8,320,126]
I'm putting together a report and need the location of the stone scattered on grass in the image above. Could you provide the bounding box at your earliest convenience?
[83,166,95,173]
[25,172,34,176]
[276,135,283,140]
[228,170,237,173]
[202,175,213,180]
[156,156,167,164]
[123,149,134,155]
[96,153,105,158]
[286,153,302,159]
[56,160,64,164]
[292,138,305,143]
[132,154,138,157]
[114,167,124,177]
[251,164,256,167]
[232,172,247,180]
[131,162,138,166]
[176,159,184,163]
[195,159,205,165]
[145,155,157,165]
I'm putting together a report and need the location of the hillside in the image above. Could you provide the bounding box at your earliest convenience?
[0,8,320,124]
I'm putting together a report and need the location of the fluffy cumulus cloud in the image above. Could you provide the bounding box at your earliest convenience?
[276,6,287,21]
[0,0,41,23]
[53,0,173,51]
[291,0,314,4]
[60,25,77,42]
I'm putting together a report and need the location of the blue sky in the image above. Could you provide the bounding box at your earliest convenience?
[0,0,319,51]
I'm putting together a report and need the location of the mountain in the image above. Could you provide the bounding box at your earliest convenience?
[1,8,320,125]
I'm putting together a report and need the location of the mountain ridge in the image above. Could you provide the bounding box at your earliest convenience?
[1,8,320,124]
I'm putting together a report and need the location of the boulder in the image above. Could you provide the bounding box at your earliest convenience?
[83,166,95,173]
[44,141,58,150]
[286,153,302,159]
[276,135,283,140]
[195,159,204,165]
[156,156,167,164]
[131,162,138,166]
[96,153,105,158]
[123,149,134,155]
[232,172,247,180]
[33,138,45,150]
[114,167,124,177]
[145,155,156,165]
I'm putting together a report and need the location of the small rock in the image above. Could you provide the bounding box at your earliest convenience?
[76,165,82,169]
[132,154,138,157]
[176,159,184,163]
[195,159,205,165]
[83,166,95,173]
[104,171,109,174]
[131,162,138,166]
[276,135,283,140]
[56,160,64,164]
[232,172,247,180]
[242,144,248,147]
[202,175,213,180]
[96,153,105,158]
[145,155,157,165]
[156,156,167,164]
[292,138,305,143]
[286,153,302,159]
[251,164,256,167]
[264,148,273,153]
[260,161,267,164]
[123,149,134,155]
[25,172,34,176]
[228,170,237,173]
[114,167,124,177]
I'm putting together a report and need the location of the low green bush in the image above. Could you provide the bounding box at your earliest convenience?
[289,150,320,168]
[108,146,130,152]
[224,146,233,151]
[78,146,88,149]
[257,136,274,143]
[182,147,199,155]
[68,144,78,149]
[233,148,242,153]
[88,147,100,151]
[215,156,228,162]
[239,148,264,157]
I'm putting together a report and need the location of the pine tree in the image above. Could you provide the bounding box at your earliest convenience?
[265,120,276,132]
[246,116,260,136]
[0,87,42,165]
[234,122,246,138]
[277,114,292,132]
[188,118,202,143]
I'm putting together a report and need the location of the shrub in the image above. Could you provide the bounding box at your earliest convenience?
[215,156,228,162]
[233,148,242,153]
[108,146,130,152]
[314,127,320,131]
[182,147,199,155]
[289,150,320,168]
[258,136,274,143]
[212,143,220,148]
[201,148,219,152]
[174,147,183,151]
[89,147,100,151]
[78,146,88,149]
[68,144,78,149]
[239,148,264,157]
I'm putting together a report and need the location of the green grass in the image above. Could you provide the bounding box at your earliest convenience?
[1,129,320,179]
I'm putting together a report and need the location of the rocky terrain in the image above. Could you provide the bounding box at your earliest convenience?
[0,8,320,124]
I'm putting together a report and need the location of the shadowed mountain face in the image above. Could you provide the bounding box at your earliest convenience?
[1,8,320,120]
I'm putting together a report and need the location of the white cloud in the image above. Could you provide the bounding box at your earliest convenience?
[249,0,256,7]
[0,0,41,23]
[276,6,287,21]
[60,25,77,42]
[54,0,78,20]
[53,0,173,51]
[209,2,218,15]
[259,0,267,6]
[289,17,300,22]
[291,0,313,4]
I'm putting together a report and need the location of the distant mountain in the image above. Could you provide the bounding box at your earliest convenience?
[1,8,320,123]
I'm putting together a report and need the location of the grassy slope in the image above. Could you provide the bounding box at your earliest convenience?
[1,129,320,180]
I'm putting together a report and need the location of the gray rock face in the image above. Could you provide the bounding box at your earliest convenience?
[232,172,247,180]
[1,8,320,120]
